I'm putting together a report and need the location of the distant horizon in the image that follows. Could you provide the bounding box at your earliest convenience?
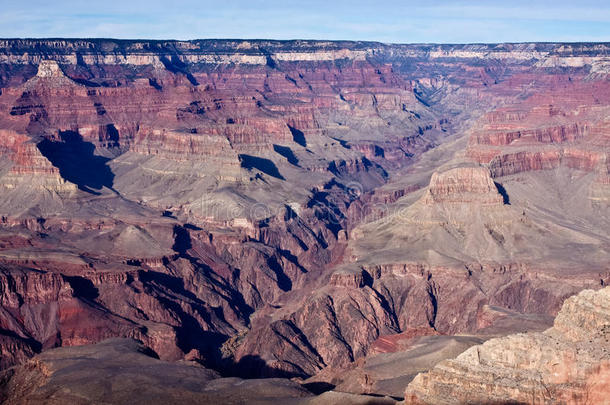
[3,1,610,44]
[2,37,610,46]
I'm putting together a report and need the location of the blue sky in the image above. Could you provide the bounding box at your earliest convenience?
[2,0,610,43]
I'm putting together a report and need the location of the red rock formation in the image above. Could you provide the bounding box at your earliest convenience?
[0,130,60,176]
[488,149,562,177]
[329,267,368,288]
[370,327,440,355]
[0,40,608,398]
[467,80,610,181]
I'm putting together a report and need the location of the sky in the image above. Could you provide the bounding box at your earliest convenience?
[2,0,610,43]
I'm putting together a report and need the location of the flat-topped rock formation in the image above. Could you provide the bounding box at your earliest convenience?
[422,166,504,205]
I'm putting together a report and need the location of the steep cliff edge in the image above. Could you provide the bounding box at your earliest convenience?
[404,286,610,404]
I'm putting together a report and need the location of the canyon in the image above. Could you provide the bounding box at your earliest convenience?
[0,39,608,403]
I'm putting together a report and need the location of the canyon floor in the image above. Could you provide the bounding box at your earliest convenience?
[0,39,609,403]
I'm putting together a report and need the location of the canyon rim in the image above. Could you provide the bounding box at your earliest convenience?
[0,26,608,405]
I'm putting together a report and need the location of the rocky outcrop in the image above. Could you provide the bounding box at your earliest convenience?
[472,123,587,146]
[35,60,64,78]
[404,287,610,404]
[329,267,369,288]
[487,149,562,177]
[0,130,76,194]
[422,166,504,205]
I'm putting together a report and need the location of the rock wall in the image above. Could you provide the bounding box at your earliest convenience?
[405,286,610,404]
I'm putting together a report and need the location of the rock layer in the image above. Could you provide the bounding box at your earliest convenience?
[423,166,504,205]
[404,286,610,404]
[0,39,608,394]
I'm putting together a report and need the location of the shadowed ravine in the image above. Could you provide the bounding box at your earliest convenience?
[37,130,115,193]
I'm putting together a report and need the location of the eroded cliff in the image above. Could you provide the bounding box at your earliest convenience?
[0,39,608,396]
[405,286,610,404]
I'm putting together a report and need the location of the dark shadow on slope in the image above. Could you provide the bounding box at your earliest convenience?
[0,328,42,353]
[159,55,198,86]
[413,88,430,107]
[171,225,254,321]
[238,154,285,180]
[98,123,121,149]
[426,284,438,329]
[494,182,511,205]
[136,269,228,364]
[138,270,203,307]
[258,47,277,69]
[278,248,307,273]
[362,270,374,287]
[93,102,106,116]
[183,223,203,231]
[64,276,99,300]
[172,225,192,255]
[230,320,322,379]
[72,77,101,87]
[37,130,114,193]
[288,125,306,146]
[266,256,292,292]
[331,137,350,149]
[136,345,160,359]
[301,382,337,395]
[10,91,44,116]
[273,144,299,166]
[307,190,343,238]
[233,355,310,379]
[374,145,385,157]
[148,78,162,90]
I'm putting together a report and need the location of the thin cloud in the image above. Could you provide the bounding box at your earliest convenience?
[0,1,609,42]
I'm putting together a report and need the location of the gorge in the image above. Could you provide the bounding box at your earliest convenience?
[0,39,609,404]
